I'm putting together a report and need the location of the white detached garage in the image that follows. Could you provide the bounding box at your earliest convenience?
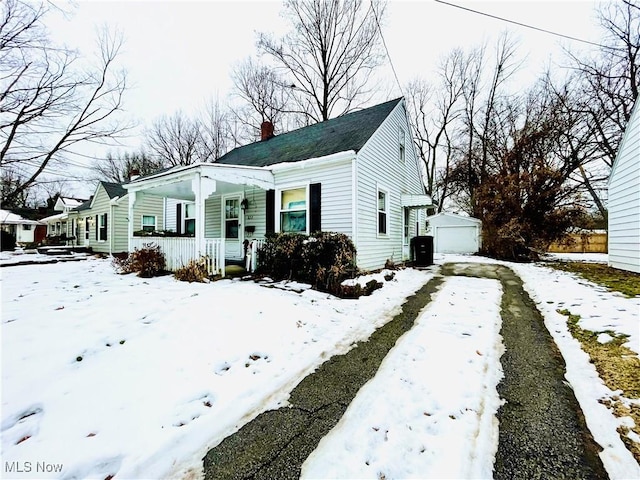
[426,212,482,254]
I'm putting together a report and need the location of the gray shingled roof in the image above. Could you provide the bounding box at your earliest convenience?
[101,182,127,199]
[217,98,403,167]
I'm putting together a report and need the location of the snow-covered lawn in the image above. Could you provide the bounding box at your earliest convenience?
[1,253,638,479]
[1,258,434,479]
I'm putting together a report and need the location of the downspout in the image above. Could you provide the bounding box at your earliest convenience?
[110,202,115,256]
[351,156,358,258]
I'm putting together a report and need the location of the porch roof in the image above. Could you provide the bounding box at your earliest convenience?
[123,163,275,200]
[401,194,434,208]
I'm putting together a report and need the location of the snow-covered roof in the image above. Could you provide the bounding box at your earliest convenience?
[0,209,43,225]
[40,212,68,223]
[54,197,86,212]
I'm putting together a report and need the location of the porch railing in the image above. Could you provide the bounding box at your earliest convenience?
[130,237,225,277]
[248,238,266,272]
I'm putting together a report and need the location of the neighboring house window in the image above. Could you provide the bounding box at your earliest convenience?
[142,215,156,232]
[99,213,107,241]
[399,128,405,163]
[184,203,195,235]
[377,188,389,235]
[280,187,307,233]
[22,224,31,231]
[85,217,90,240]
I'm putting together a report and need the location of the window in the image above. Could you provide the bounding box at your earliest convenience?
[280,187,307,233]
[184,203,195,235]
[377,188,388,235]
[142,215,156,232]
[399,128,405,163]
[22,224,31,231]
[224,198,239,239]
[99,213,107,241]
[85,217,90,240]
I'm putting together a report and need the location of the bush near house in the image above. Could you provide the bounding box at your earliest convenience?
[174,257,210,283]
[112,244,166,278]
[257,232,360,297]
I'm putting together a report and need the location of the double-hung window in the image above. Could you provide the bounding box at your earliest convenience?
[280,187,307,233]
[377,188,388,235]
[184,203,195,235]
[142,215,156,232]
[98,213,107,241]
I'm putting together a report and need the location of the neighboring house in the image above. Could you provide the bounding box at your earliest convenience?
[40,196,87,241]
[425,212,482,254]
[71,181,165,255]
[608,99,640,273]
[0,209,46,244]
[124,98,434,275]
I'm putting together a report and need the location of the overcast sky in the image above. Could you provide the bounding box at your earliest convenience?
[45,0,602,197]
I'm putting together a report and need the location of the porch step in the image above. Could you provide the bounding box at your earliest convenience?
[225,264,248,278]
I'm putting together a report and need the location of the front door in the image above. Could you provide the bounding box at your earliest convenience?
[223,196,242,260]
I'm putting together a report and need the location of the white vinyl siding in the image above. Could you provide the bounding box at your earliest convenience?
[83,186,164,254]
[272,160,353,236]
[608,101,640,273]
[354,100,427,271]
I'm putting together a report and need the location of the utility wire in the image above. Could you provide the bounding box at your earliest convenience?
[434,0,614,51]
[372,1,404,96]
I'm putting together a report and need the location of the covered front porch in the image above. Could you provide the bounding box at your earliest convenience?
[124,163,275,277]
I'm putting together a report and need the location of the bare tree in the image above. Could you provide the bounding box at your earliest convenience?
[447,34,522,216]
[145,111,203,166]
[405,49,466,209]
[92,150,163,184]
[257,0,386,123]
[0,0,129,208]
[199,96,231,161]
[562,0,639,218]
[230,57,293,142]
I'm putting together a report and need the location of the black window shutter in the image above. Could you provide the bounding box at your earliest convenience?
[103,213,108,241]
[95,215,98,241]
[310,183,321,233]
[176,203,182,234]
[266,189,275,234]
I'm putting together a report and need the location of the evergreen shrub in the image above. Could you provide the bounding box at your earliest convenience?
[257,232,362,297]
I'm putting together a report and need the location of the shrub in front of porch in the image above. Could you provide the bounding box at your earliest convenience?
[112,243,166,278]
[257,232,360,297]
[174,257,210,283]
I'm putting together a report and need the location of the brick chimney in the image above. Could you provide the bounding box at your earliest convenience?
[129,169,140,181]
[260,121,274,141]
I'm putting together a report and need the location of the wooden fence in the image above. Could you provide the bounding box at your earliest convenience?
[548,232,607,253]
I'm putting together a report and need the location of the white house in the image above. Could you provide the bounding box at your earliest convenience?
[40,196,87,241]
[124,98,433,275]
[608,99,640,273]
[425,212,482,254]
[0,209,45,244]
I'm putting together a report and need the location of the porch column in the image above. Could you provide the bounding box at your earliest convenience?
[127,191,137,252]
[191,172,216,258]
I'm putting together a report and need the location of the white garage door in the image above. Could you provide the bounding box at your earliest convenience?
[435,225,479,254]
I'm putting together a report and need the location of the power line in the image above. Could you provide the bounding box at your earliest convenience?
[371,1,403,96]
[434,0,614,51]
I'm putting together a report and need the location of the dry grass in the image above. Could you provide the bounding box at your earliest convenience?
[558,309,640,463]
[547,262,640,297]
